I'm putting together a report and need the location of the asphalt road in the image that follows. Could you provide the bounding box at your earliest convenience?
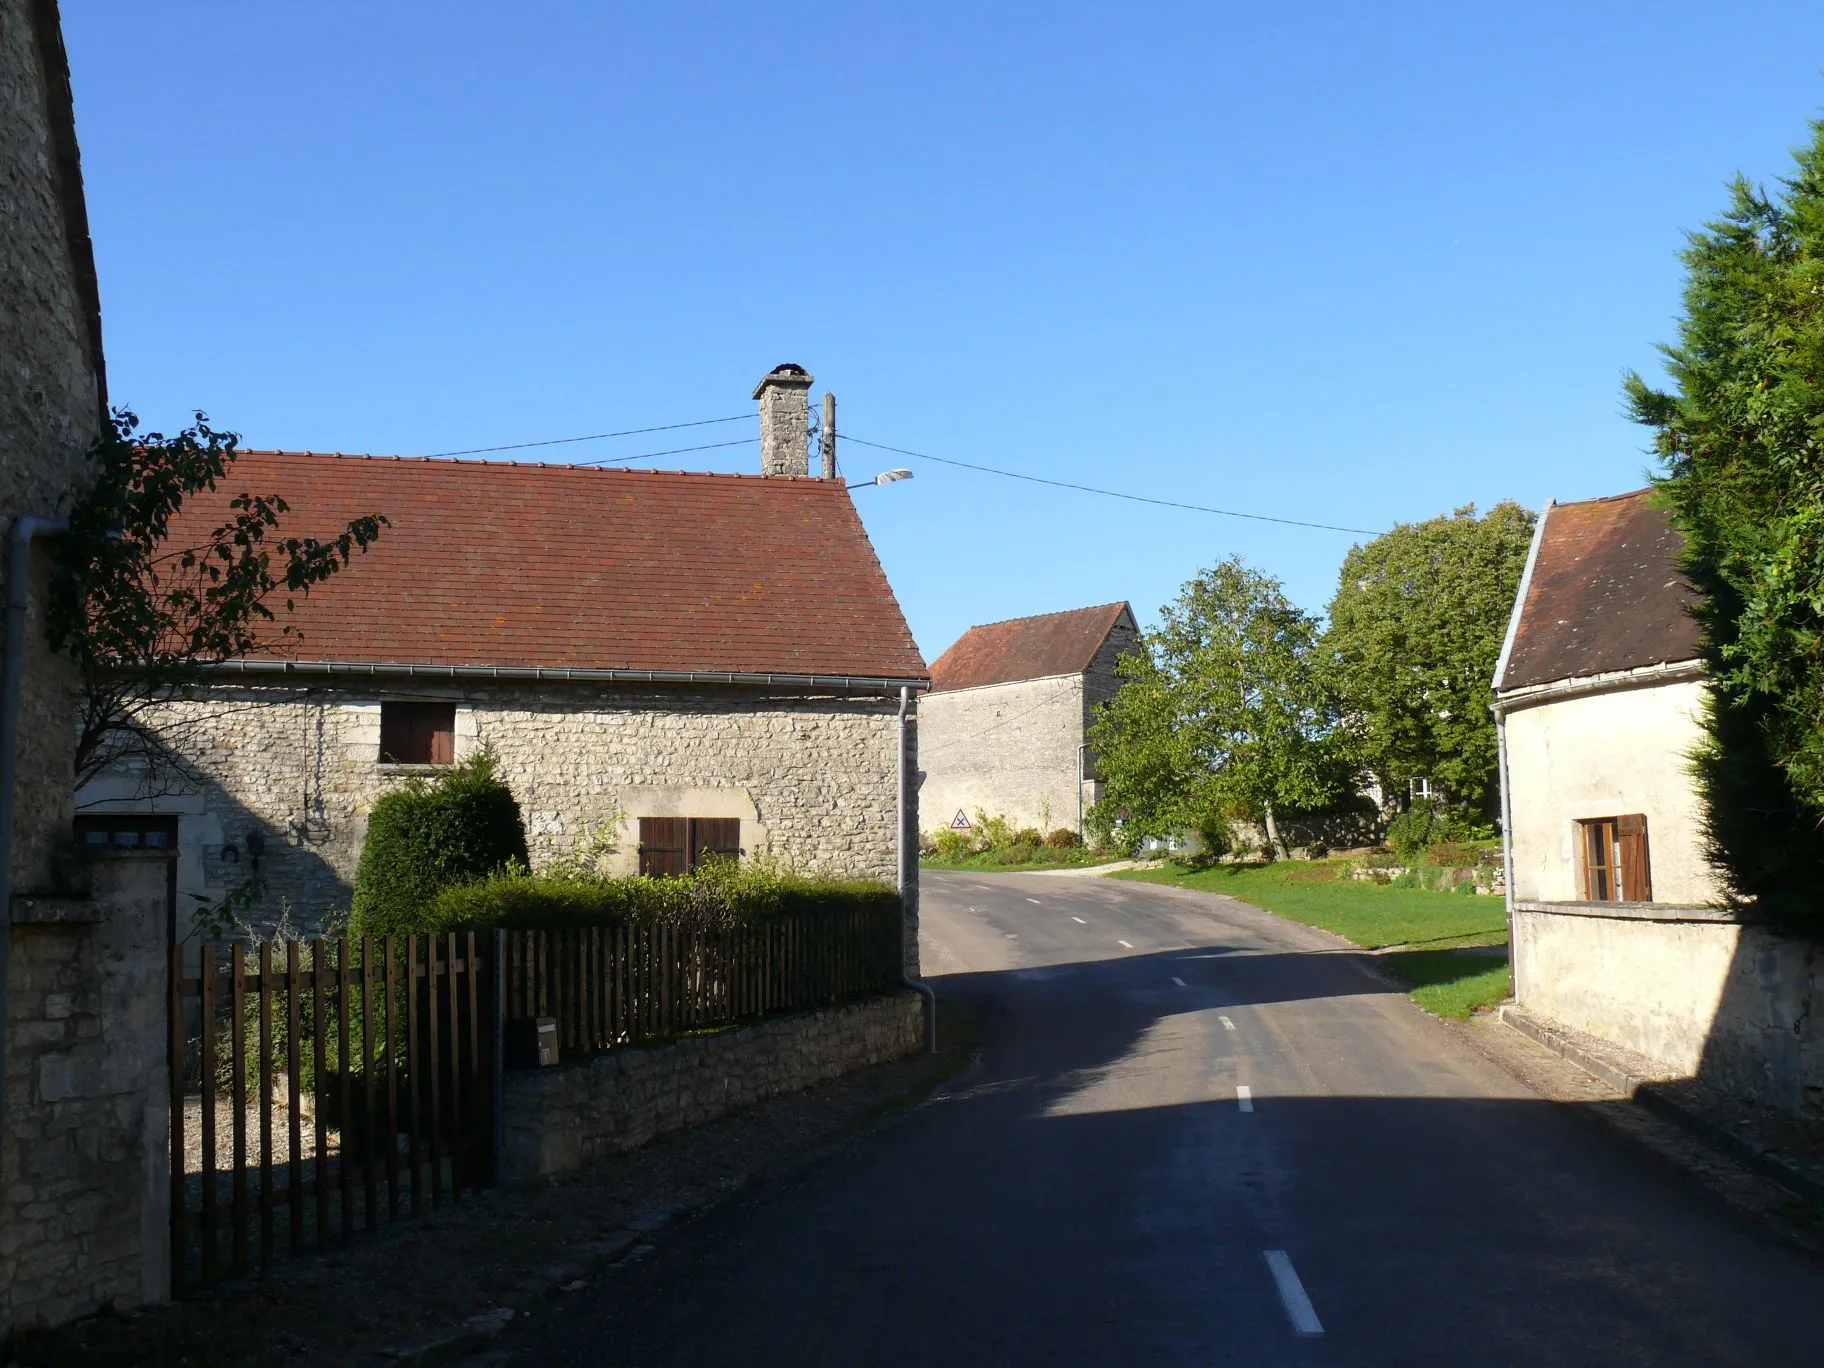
[505,871,1821,1366]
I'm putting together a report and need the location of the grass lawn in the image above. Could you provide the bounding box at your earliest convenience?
[1114,860,1511,1017]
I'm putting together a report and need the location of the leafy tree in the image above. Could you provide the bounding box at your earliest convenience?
[1090,558,1345,860]
[1626,118,1824,926]
[1322,502,1535,818]
[47,409,387,791]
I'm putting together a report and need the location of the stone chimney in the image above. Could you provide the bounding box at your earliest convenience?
[754,363,814,477]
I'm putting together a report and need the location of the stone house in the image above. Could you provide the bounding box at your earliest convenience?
[76,365,932,969]
[1494,488,1821,1118]
[2,0,176,1331]
[917,603,1136,839]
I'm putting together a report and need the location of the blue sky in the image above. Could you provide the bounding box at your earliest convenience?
[62,3,1824,660]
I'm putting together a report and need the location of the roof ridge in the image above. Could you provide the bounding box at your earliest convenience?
[958,600,1131,634]
[230,451,846,484]
[1552,486,1655,508]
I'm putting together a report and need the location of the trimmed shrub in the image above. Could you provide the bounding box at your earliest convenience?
[350,751,530,938]
[1043,828,1081,850]
[929,828,974,861]
[995,842,1039,865]
[413,858,897,937]
[972,811,1015,851]
[1386,801,1442,858]
[1012,827,1045,848]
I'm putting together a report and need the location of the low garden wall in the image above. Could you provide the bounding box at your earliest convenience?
[501,990,925,1181]
[1514,901,1823,1119]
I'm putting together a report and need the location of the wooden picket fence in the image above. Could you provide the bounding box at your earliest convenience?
[168,907,901,1292]
[168,934,494,1293]
[501,908,902,1059]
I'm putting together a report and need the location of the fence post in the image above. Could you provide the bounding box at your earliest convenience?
[491,927,504,1188]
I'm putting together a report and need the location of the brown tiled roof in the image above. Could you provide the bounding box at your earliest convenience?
[929,603,1133,692]
[1498,489,1700,691]
[168,453,928,682]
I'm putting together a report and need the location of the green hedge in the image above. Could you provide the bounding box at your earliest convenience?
[399,860,898,937]
[350,751,530,938]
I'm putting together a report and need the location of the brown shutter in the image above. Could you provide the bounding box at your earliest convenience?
[1617,814,1652,902]
[429,709,455,764]
[638,818,688,877]
[380,701,456,764]
[689,818,742,869]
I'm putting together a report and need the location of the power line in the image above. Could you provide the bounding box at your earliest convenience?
[574,437,755,467]
[840,434,1375,535]
[419,414,751,460]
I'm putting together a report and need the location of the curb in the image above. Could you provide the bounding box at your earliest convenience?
[1497,1006,1824,1213]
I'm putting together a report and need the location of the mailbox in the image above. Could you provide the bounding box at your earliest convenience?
[504,1016,559,1069]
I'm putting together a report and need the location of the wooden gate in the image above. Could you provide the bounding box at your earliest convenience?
[168,933,496,1292]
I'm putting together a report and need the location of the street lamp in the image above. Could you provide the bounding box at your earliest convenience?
[849,469,913,491]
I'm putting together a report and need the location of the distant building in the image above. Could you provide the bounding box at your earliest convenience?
[919,603,1137,838]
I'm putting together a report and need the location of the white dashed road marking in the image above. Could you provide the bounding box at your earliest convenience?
[1263,1250,1323,1337]
[1026,898,1042,904]
[1220,1016,1236,1030]
[1171,976,1186,987]
[1004,933,1019,939]
[1236,1085,1254,1113]
[1117,940,1134,949]
[1071,917,1087,924]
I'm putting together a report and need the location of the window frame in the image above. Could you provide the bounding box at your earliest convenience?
[378,700,456,766]
[637,817,743,877]
[1578,813,1652,902]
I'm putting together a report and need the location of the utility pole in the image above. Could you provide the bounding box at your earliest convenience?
[821,391,838,481]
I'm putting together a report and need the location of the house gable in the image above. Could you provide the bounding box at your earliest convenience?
[929,602,1135,694]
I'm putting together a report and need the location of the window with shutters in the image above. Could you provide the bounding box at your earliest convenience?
[1579,814,1652,902]
[379,701,455,765]
[637,817,742,877]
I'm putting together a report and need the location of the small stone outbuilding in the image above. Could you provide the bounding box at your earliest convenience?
[77,367,932,968]
[1495,489,1821,1118]
[918,603,1136,838]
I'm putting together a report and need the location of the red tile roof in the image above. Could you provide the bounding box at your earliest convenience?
[929,603,1134,692]
[168,453,928,682]
[1498,489,1700,691]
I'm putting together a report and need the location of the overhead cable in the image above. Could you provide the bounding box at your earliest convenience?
[839,435,1375,535]
[419,414,751,460]
[574,438,755,467]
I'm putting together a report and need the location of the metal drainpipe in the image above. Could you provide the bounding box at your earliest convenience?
[0,516,70,1191]
[897,686,936,1052]
[1076,744,1087,842]
[1495,703,1519,1003]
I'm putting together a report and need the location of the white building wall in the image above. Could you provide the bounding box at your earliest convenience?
[917,674,1088,836]
[1503,677,1722,906]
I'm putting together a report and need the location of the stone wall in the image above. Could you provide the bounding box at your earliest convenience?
[1,0,104,894]
[1514,903,1823,1120]
[1,849,170,1333]
[501,990,924,1181]
[76,681,913,957]
[917,674,1089,837]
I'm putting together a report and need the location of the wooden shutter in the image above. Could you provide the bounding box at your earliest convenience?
[638,818,688,877]
[689,818,742,869]
[380,702,456,764]
[1617,814,1652,902]
[1580,819,1618,901]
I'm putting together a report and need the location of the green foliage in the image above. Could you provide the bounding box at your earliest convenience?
[1012,827,1045,847]
[410,859,897,936]
[929,827,974,860]
[995,842,1039,865]
[350,751,530,938]
[1386,799,1445,858]
[541,810,626,881]
[1626,118,1824,928]
[1043,828,1081,850]
[1089,558,1347,860]
[1322,503,1535,818]
[48,409,387,789]
[1422,840,1485,869]
[971,810,1016,851]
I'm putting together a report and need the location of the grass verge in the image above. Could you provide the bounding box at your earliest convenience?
[1114,859,1511,1018]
